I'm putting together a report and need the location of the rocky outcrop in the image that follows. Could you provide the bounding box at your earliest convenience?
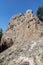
[1,10,43,44]
[0,38,13,53]
[1,38,13,47]
[0,10,43,65]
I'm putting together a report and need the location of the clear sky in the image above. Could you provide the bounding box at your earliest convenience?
[0,0,43,31]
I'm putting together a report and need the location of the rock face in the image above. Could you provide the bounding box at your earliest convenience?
[0,10,43,65]
[2,10,43,43]
[0,37,43,65]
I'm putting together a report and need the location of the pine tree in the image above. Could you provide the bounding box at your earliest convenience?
[0,28,3,42]
[37,6,43,21]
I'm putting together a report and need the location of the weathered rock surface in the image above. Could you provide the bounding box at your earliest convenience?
[1,10,43,43]
[0,10,43,65]
[0,37,43,65]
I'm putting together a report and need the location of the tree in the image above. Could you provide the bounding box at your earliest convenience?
[0,28,3,42]
[37,6,43,21]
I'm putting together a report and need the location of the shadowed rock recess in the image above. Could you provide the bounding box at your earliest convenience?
[0,10,43,65]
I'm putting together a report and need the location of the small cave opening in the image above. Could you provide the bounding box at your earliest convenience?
[0,38,13,53]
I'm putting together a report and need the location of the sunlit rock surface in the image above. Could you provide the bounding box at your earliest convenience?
[0,10,43,65]
[2,10,43,43]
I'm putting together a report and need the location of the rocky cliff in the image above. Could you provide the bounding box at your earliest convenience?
[2,10,43,43]
[0,10,43,65]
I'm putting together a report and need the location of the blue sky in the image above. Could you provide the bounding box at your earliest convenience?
[0,0,43,31]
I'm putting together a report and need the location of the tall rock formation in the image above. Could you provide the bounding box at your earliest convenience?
[1,10,43,43]
[0,10,43,65]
